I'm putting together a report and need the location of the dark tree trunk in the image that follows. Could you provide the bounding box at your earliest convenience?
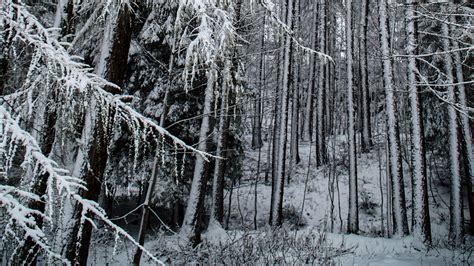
[65,5,133,264]
[14,98,57,264]
[360,0,372,152]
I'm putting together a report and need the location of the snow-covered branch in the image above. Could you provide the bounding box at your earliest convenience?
[0,185,68,264]
[1,0,217,160]
[0,105,164,264]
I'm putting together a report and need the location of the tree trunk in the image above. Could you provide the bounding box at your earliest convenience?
[302,2,318,142]
[210,61,231,225]
[405,0,431,244]
[181,70,215,244]
[440,6,463,246]
[346,0,358,234]
[450,6,474,235]
[270,0,293,226]
[378,0,409,236]
[316,0,327,167]
[288,0,300,184]
[252,10,266,149]
[66,5,133,264]
[360,0,372,152]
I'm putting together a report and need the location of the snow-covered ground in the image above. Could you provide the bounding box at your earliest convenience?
[89,136,473,265]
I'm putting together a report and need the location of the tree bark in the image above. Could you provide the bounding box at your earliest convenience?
[316,0,327,167]
[450,5,474,235]
[270,0,293,226]
[405,0,431,244]
[378,0,409,236]
[252,10,266,149]
[181,70,215,244]
[360,0,373,152]
[346,0,358,234]
[440,5,463,246]
[210,61,232,225]
[66,5,133,264]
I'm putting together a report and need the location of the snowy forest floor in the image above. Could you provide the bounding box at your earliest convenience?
[89,136,474,265]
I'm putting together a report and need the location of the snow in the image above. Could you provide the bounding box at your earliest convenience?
[219,136,472,262]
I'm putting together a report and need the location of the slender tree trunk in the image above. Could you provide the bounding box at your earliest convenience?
[270,5,285,223]
[302,2,318,142]
[450,6,474,235]
[440,6,463,246]
[133,150,160,265]
[316,0,327,167]
[288,0,300,184]
[346,0,358,234]
[133,10,179,262]
[378,0,409,236]
[252,11,266,149]
[265,110,275,183]
[405,0,431,244]
[360,0,372,152]
[324,2,331,144]
[210,61,232,225]
[208,0,242,232]
[270,0,293,226]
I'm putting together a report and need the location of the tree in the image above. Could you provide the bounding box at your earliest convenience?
[316,0,328,167]
[378,0,409,236]
[346,0,358,234]
[180,0,237,244]
[440,4,463,246]
[270,0,294,226]
[449,1,474,235]
[65,3,134,263]
[359,0,373,152]
[210,0,242,226]
[405,0,431,244]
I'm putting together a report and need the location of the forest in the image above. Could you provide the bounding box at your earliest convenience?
[0,0,473,264]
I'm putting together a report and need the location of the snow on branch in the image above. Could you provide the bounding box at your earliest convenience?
[1,0,217,161]
[0,0,218,263]
[0,106,164,264]
[393,46,473,58]
[0,185,68,264]
[176,0,237,92]
[0,106,86,196]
